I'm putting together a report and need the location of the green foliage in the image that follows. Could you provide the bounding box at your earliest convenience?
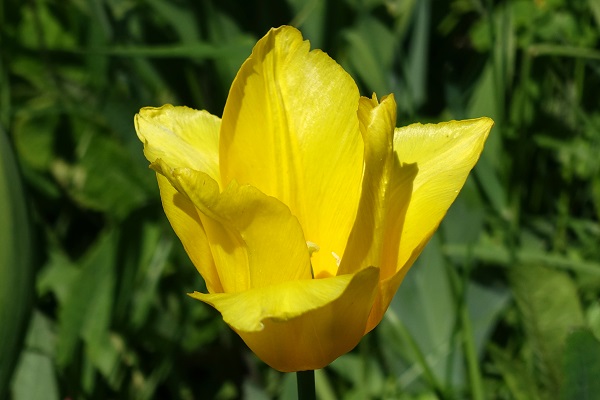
[561,329,600,400]
[0,125,35,397]
[2,0,600,398]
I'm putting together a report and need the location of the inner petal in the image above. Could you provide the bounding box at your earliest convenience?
[219,26,364,279]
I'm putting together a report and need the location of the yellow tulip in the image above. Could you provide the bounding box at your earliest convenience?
[135,25,493,372]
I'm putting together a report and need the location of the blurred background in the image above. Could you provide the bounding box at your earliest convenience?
[2,0,600,399]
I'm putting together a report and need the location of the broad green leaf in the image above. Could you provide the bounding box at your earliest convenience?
[66,133,151,219]
[467,60,499,123]
[380,235,457,392]
[381,234,509,395]
[561,329,600,400]
[204,5,255,97]
[441,178,485,246]
[329,352,385,398]
[466,282,510,355]
[17,2,76,50]
[10,311,59,400]
[402,0,430,110]
[36,249,80,304]
[12,107,58,170]
[343,16,396,95]
[10,352,59,400]
[0,128,34,396]
[511,264,585,395]
[130,224,173,329]
[56,231,117,368]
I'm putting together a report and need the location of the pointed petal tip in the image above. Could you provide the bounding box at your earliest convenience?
[220,21,363,280]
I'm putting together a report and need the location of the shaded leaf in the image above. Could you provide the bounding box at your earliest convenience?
[511,264,585,395]
[56,231,117,368]
[561,329,600,400]
[0,128,34,396]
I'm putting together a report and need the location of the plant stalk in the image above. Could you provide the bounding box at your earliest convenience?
[297,370,316,400]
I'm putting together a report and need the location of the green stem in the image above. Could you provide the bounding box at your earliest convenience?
[297,370,316,400]
[461,303,485,400]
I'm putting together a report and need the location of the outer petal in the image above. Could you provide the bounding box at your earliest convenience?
[152,159,312,292]
[135,105,221,185]
[364,117,493,332]
[219,26,364,279]
[189,266,380,372]
[156,173,223,293]
[393,118,493,270]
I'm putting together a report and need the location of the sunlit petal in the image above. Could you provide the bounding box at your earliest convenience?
[393,118,493,269]
[135,105,221,185]
[219,26,364,278]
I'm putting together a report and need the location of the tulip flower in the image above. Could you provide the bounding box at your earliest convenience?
[135,25,492,373]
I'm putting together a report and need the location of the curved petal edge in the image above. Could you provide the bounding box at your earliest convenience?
[190,266,380,372]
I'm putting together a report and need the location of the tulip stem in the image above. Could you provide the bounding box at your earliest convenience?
[297,370,316,400]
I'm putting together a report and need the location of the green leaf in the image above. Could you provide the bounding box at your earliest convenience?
[329,350,385,398]
[385,235,457,390]
[130,225,173,329]
[12,106,58,170]
[488,344,539,400]
[204,5,255,97]
[17,2,76,50]
[380,234,509,395]
[0,128,34,396]
[402,0,430,110]
[64,133,151,219]
[441,178,485,246]
[343,16,396,95]
[37,249,80,305]
[145,0,200,44]
[561,329,600,400]
[288,0,327,48]
[511,264,585,395]
[56,231,117,368]
[10,311,59,400]
[10,352,59,400]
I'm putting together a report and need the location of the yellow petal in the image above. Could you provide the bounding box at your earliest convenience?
[394,117,493,269]
[189,266,380,372]
[135,105,221,185]
[339,94,413,274]
[152,159,312,292]
[156,173,223,293]
[364,117,493,332]
[219,26,364,279]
